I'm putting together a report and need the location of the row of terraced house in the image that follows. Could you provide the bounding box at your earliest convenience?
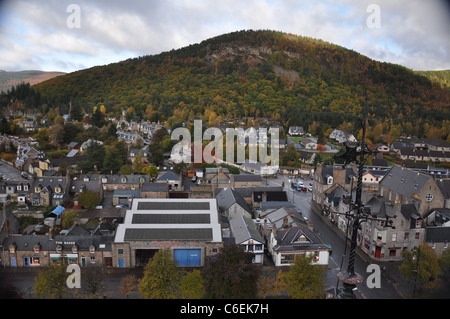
[312,163,450,261]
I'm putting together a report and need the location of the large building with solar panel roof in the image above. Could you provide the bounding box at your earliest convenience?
[113,198,223,267]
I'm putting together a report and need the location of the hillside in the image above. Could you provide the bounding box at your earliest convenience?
[0,70,65,93]
[415,70,450,89]
[30,30,450,137]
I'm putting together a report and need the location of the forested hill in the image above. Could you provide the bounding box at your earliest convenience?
[32,30,449,137]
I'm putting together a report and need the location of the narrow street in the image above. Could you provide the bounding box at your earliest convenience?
[265,174,413,299]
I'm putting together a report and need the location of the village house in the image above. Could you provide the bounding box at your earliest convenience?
[378,165,445,217]
[155,171,182,191]
[31,176,70,207]
[98,174,150,191]
[268,224,330,266]
[312,164,357,207]
[229,215,265,264]
[288,126,304,136]
[140,182,169,198]
[216,187,253,220]
[1,222,115,268]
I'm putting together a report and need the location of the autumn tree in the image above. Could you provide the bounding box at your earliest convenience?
[138,249,181,299]
[35,261,70,299]
[281,254,325,299]
[180,269,205,299]
[119,274,137,298]
[400,243,442,295]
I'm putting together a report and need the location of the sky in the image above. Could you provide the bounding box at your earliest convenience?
[0,0,449,73]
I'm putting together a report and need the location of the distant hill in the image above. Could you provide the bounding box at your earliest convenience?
[0,70,65,92]
[27,30,450,136]
[415,70,450,88]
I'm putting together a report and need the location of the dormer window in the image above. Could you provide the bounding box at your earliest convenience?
[102,177,108,183]
[24,184,29,191]
[55,185,62,194]
[56,244,62,253]
[72,244,78,254]
[9,244,16,254]
[121,177,127,183]
[17,184,22,191]
[89,245,95,254]
[35,185,42,193]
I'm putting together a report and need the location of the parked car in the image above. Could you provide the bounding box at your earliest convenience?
[308,185,313,192]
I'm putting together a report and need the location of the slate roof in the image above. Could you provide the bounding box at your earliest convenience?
[3,228,114,251]
[436,179,450,199]
[216,188,252,214]
[229,215,263,245]
[141,182,169,192]
[426,227,450,243]
[156,171,181,181]
[379,165,431,197]
[272,226,329,251]
[233,174,262,182]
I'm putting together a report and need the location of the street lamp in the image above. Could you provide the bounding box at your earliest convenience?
[334,95,395,299]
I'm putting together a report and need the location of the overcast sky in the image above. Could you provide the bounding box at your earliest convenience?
[0,0,449,73]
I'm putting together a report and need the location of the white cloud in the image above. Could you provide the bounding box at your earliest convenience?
[0,0,448,72]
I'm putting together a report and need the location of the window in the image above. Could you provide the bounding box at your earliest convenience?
[72,245,78,253]
[56,244,62,253]
[90,245,95,254]
[426,194,433,202]
[389,249,397,257]
[415,232,420,240]
[404,232,409,240]
[90,256,96,263]
[327,177,333,185]
[118,249,123,254]
[17,185,22,191]
[392,233,397,242]
[24,185,28,191]
[377,232,383,241]
[34,244,40,254]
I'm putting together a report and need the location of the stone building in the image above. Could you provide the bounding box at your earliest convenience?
[113,198,223,268]
[1,223,114,268]
[378,165,445,217]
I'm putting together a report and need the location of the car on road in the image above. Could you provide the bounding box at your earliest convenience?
[116,204,129,208]
[308,185,313,192]
[291,182,297,189]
